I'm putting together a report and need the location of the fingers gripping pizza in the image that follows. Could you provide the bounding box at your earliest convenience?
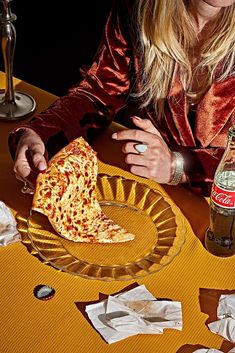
[32,137,135,243]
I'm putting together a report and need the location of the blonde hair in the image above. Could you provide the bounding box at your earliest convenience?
[134,0,235,118]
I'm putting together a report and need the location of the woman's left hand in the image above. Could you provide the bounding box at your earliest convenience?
[112,116,173,183]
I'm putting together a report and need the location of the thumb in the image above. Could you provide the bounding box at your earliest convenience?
[131,116,162,137]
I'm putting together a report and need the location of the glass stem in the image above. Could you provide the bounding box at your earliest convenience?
[0,0,17,104]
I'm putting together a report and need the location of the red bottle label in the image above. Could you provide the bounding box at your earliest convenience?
[211,183,235,208]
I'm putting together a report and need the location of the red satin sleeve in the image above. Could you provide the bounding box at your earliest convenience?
[8,0,132,158]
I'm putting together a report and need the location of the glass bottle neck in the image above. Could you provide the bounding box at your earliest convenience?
[228,126,235,140]
[227,126,235,148]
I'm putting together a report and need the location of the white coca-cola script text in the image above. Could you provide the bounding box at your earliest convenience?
[211,182,235,208]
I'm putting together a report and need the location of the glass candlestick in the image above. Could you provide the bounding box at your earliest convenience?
[0,0,36,121]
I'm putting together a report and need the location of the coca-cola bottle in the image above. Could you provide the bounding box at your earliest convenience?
[205,126,235,257]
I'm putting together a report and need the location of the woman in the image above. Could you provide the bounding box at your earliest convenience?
[9,0,235,196]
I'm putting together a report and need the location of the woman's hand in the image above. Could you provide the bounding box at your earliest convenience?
[13,129,47,190]
[112,116,173,183]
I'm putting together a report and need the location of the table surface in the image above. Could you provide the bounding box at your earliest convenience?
[0,72,234,353]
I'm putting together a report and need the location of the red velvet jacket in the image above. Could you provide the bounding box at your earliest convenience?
[9,0,235,196]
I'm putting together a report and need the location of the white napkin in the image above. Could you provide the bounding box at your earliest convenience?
[85,285,182,344]
[208,294,235,343]
[0,201,21,246]
[193,349,235,353]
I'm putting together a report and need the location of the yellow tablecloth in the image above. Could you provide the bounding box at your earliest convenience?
[0,72,234,353]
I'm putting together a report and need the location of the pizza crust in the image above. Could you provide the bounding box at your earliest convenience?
[32,137,135,243]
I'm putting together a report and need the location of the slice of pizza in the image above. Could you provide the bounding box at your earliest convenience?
[32,137,135,243]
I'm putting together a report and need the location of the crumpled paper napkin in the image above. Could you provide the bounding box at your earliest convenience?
[193,349,235,353]
[85,285,182,344]
[208,293,235,343]
[0,201,21,246]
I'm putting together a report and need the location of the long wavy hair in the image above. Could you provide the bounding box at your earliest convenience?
[134,0,235,118]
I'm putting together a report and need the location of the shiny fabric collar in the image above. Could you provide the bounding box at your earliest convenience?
[167,68,235,148]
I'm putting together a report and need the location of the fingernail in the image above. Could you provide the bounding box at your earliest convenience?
[131,116,142,121]
[38,162,47,171]
[112,133,117,139]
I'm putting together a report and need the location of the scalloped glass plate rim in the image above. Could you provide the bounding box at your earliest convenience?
[27,174,187,281]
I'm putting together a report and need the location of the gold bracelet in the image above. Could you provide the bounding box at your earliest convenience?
[167,152,184,185]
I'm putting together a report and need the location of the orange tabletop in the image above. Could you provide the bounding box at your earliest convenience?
[0,71,234,353]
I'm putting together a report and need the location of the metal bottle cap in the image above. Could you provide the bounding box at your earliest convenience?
[33,285,55,301]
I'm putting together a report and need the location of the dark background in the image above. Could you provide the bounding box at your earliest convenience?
[0,1,113,96]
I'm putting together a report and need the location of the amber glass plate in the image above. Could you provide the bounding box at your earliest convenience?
[27,174,186,281]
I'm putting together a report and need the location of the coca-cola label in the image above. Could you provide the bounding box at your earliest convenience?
[211,183,235,208]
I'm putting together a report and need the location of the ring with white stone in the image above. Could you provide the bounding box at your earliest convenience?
[134,143,148,154]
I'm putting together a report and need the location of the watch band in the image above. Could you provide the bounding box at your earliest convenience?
[167,152,184,185]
